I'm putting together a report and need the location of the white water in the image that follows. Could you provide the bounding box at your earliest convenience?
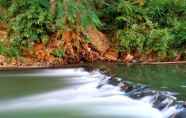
[0,68,181,118]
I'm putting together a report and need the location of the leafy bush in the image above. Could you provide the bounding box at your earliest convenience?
[145,28,173,57]
[95,0,119,30]
[116,0,145,27]
[147,0,186,27]
[171,21,186,49]
[116,24,146,53]
[6,0,53,47]
[113,0,186,59]
[1,0,102,46]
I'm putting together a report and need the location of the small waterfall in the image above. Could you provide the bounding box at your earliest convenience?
[0,68,185,118]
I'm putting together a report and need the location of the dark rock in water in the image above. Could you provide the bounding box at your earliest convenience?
[177,101,186,109]
[128,88,156,99]
[175,109,186,118]
[156,102,169,110]
[183,102,186,108]
[108,77,121,86]
[120,82,134,92]
[153,94,167,106]
[126,85,152,99]
[97,77,122,89]
[153,93,176,110]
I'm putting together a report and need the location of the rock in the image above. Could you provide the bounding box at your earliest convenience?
[126,85,151,99]
[120,83,134,92]
[87,26,110,54]
[104,48,118,61]
[120,81,134,92]
[108,77,121,86]
[175,109,186,118]
[153,93,176,110]
[129,89,156,99]
[184,102,186,108]
[175,53,182,61]
[123,53,134,63]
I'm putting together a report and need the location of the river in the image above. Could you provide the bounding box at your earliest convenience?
[0,63,185,118]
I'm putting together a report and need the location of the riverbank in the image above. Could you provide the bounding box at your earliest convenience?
[1,26,186,67]
[2,59,186,69]
[1,0,186,68]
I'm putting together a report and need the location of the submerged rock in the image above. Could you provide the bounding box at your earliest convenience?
[129,88,156,99]
[152,93,176,111]
[125,85,152,98]
[107,77,121,86]
[175,109,186,118]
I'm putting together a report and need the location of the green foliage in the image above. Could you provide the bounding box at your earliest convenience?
[145,29,173,57]
[0,42,5,54]
[116,24,146,53]
[1,0,186,60]
[6,0,53,47]
[55,0,102,31]
[95,0,119,30]
[171,21,186,49]
[1,0,102,49]
[0,41,20,58]
[116,0,144,26]
[147,0,186,27]
[51,49,64,58]
[111,0,186,58]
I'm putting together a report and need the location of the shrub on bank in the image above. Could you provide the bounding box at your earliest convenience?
[112,0,186,60]
[0,0,186,62]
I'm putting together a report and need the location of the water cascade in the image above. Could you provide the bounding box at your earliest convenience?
[0,68,185,118]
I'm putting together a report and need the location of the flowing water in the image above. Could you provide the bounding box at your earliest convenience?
[0,64,185,118]
[95,63,186,100]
